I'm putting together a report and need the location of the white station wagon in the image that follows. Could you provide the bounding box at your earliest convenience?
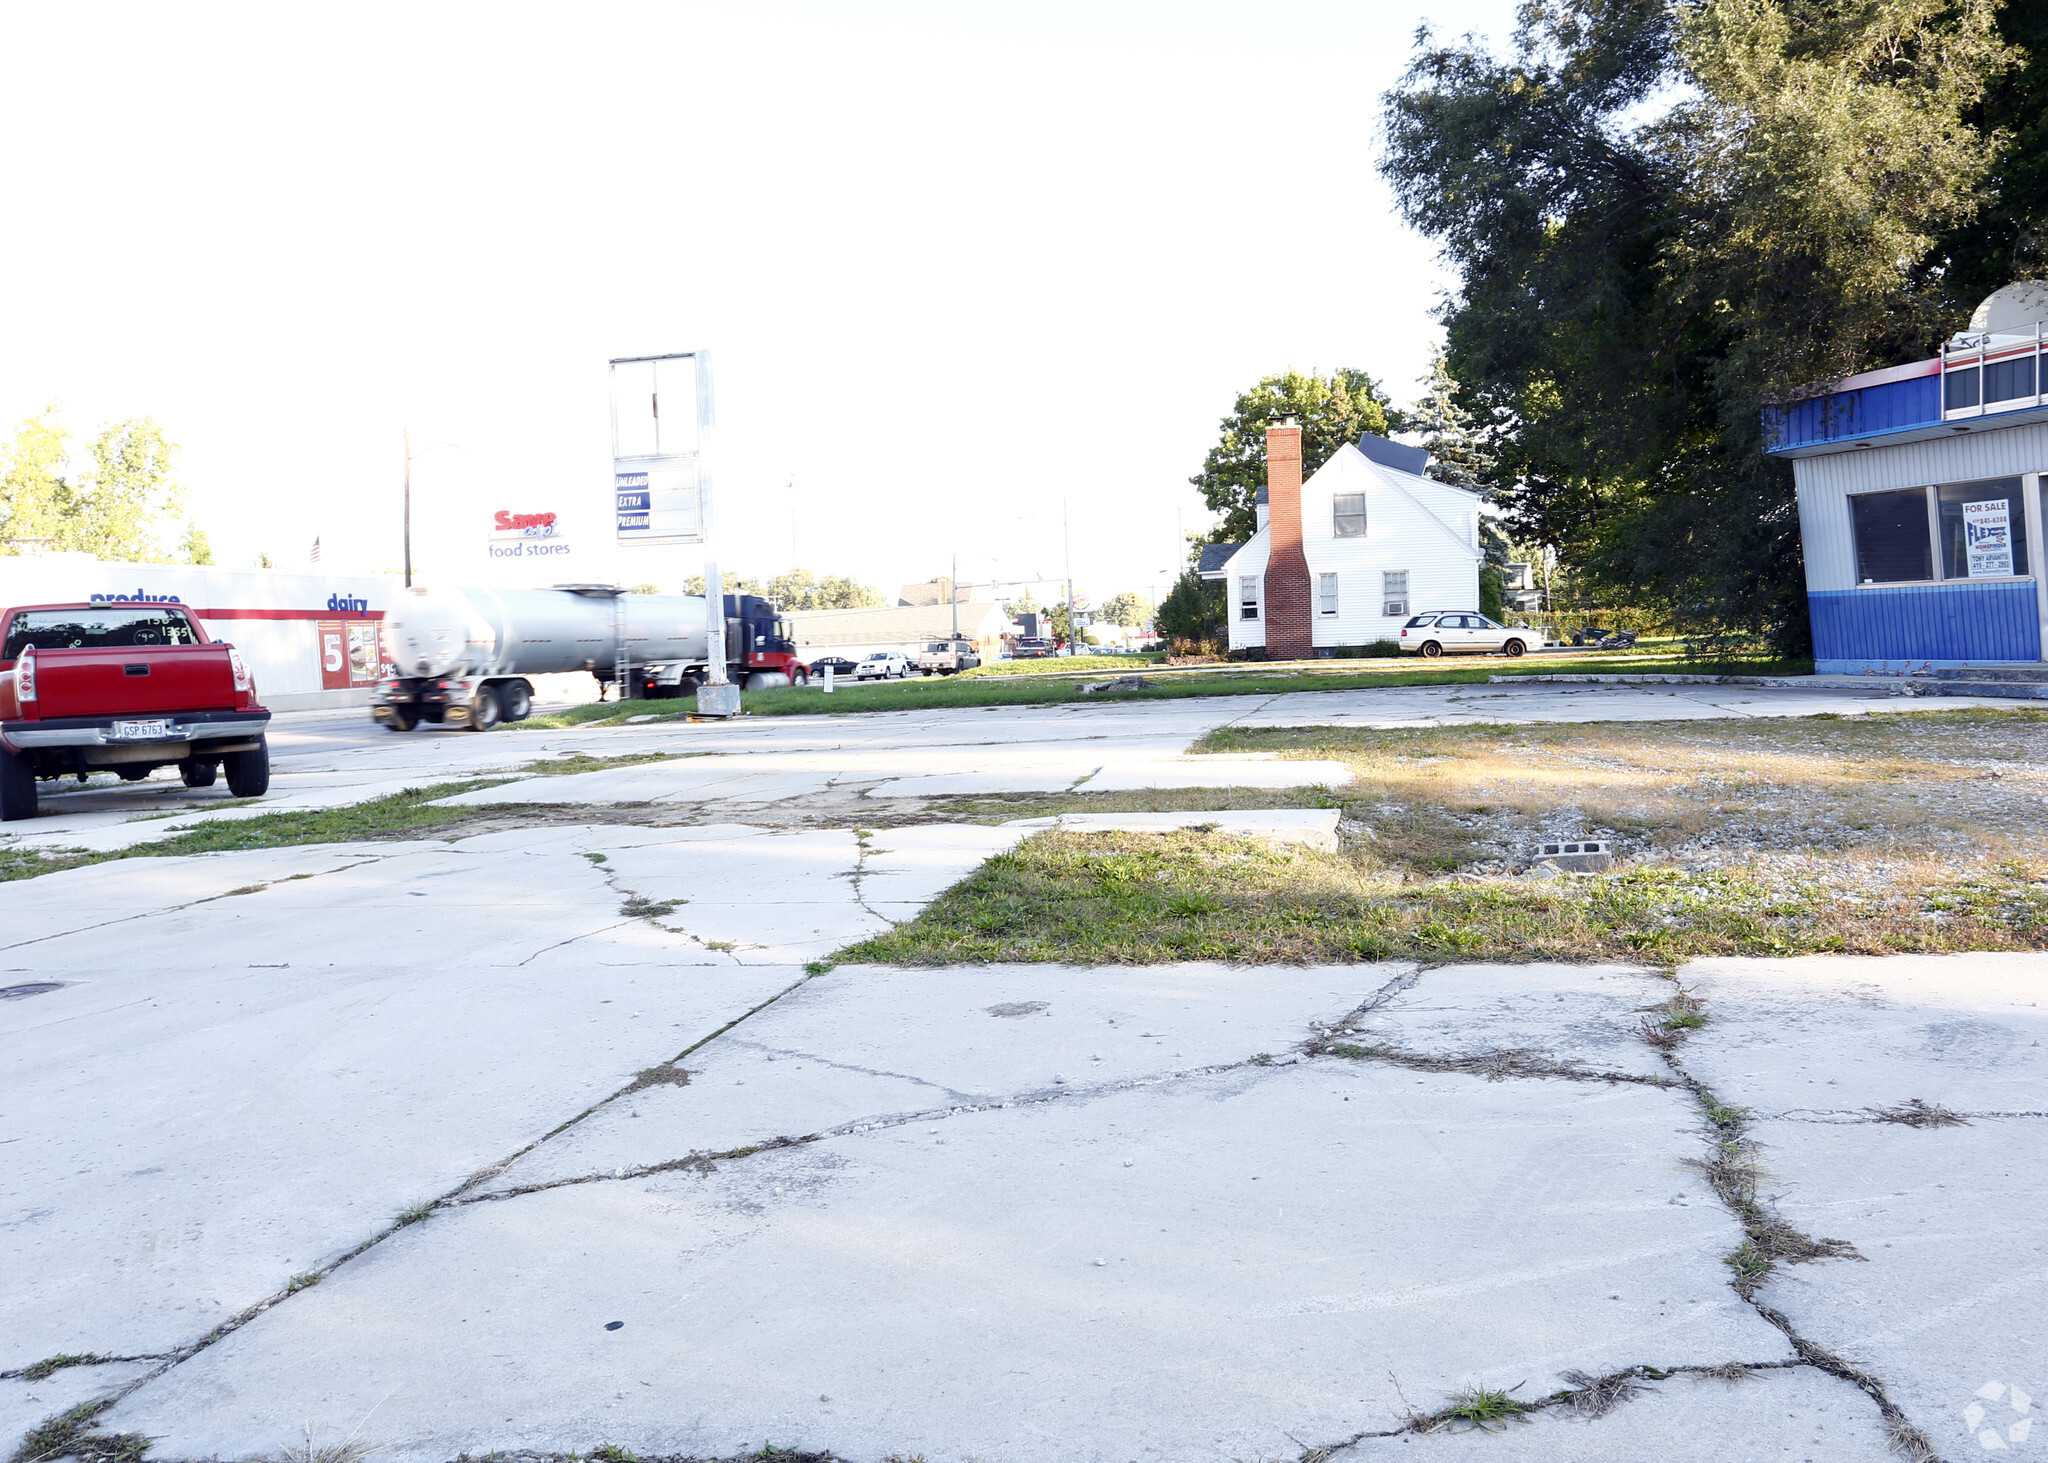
[1399,611,1536,658]
[853,651,916,680]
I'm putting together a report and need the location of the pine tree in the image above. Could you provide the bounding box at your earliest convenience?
[1410,348,1495,495]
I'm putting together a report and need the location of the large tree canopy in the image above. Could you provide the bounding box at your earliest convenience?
[1381,0,2017,652]
[1189,368,1397,547]
[0,410,199,563]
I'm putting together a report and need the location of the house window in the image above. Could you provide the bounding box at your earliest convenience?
[1850,488,1932,584]
[1317,572,1338,616]
[1239,575,1260,621]
[1332,491,1366,537]
[1382,570,1409,618]
[1937,477,2028,578]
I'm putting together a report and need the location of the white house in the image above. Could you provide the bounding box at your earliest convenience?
[1199,426,1484,657]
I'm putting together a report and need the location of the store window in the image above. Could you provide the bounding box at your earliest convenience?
[1332,491,1366,537]
[1946,367,1981,411]
[1851,488,1933,584]
[1317,572,1339,616]
[1936,477,2028,579]
[1239,575,1260,621]
[1986,357,2038,406]
[1382,570,1409,617]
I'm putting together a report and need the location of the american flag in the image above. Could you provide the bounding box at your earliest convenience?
[310,536,322,564]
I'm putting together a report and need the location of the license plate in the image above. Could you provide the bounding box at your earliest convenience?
[111,719,173,740]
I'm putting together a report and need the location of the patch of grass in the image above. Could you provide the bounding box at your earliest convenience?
[1412,1383,1532,1433]
[620,896,678,919]
[285,1273,321,1294]
[958,654,1167,678]
[9,1402,149,1463]
[1867,1097,1971,1127]
[836,829,2048,967]
[394,1202,435,1228]
[17,1354,108,1382]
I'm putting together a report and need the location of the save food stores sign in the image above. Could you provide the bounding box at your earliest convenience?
[489,509,574,563]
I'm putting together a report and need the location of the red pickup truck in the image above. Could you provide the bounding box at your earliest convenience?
[0,602,271,822]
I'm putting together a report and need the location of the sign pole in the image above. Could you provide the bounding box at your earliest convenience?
[692,352,738,716]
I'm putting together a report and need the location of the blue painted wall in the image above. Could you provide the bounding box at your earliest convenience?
[1767,374,1942,451]
[1809,581,2040,663]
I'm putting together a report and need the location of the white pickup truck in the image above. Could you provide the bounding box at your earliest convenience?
[916,639,982,675]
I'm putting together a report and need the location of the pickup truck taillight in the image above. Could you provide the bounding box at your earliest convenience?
[14,647,34,705]
[229,647,253,693]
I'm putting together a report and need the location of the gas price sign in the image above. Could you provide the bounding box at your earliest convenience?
[611,351,712,547]
[614,455,702,545]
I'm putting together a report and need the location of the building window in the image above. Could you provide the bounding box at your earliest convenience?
[1382,570,1409,617]
[1317,572,1338,616]
[1937,477,2028,578]
[1850,488,1933,584]
[1332,491,1366,537]
[1239,575,1260,621]
[1986,358,2038,405]
[1946,367,1981,411]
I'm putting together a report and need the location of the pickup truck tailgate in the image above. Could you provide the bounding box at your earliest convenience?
[28,646,239,717]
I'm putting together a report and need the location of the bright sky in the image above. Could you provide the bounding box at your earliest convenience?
[1,0,1520,609]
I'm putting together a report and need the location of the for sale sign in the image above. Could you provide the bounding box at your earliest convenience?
[1964,498,2015,577]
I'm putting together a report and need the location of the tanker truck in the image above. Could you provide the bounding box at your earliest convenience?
[370,583,808,731]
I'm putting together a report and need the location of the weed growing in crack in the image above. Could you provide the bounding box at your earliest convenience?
[285,1273,321,1294]
[1700,1360,1754,1383]
[1868,1097,1971,1128]
[1412,1383,1532,1433]
[586,1447,638,1463]
[803,960,833,976]
[1883,1412,1942,1463]
[393,1202,435,1228]
[8,1401,148,1463]
[620,897,678,919]
[1636,988,1707,1049]
[1554,1368,1643,1419]
[265,1421,397,1463]
[16,1355,108,1382]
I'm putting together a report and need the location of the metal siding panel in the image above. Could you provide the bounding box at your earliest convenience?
[1807,582,2040,661]
[1797,421,2048,496]
[1769,377,1942,449]
[1793,467,1858,591]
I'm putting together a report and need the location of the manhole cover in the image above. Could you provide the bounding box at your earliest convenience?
[0,982,65,1000]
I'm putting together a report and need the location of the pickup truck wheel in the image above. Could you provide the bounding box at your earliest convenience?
[499,681,534,721]
[468,686,502,732]
[0,751,36,822]
[179,759,219,788]
[223,738,271,798]
[1420,640,1444,658]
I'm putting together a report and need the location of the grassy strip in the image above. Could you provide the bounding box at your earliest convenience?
[834,830,2048,967]
[958,653,1166,678]
[514,653,1809,726]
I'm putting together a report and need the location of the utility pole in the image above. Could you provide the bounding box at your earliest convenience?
[1063,499,1076,657]
[950,551,959,641]
[403,428,412,589]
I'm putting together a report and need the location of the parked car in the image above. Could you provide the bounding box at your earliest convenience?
[0,601,272,821]
[917,639,982,675]
[853,651,916,680]
[1012,637,1054,659]
[808,655,861,679]
[1398,611,1535,659]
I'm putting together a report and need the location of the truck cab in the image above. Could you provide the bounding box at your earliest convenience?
[917,639,982,675]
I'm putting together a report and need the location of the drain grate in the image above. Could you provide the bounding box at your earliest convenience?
[0,982,66,1000]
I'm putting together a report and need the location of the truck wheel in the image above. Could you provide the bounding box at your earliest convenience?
[499,680,534,721]
[385,706,420,732]
[0,751,36,822]
[223,737,271,798]
[179,759,219,788]
[468,686,502,732]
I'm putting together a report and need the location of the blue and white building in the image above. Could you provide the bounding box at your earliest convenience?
[1772,281,2048,672]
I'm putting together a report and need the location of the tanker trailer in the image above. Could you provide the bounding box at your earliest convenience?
[371,584,807,731]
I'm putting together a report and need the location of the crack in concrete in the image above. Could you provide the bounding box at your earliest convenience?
[0,856,384,955]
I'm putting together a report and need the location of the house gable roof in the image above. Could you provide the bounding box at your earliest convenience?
[1195,541,1245,578]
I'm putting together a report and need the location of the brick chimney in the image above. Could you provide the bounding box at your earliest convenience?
[1262,421,1311,660]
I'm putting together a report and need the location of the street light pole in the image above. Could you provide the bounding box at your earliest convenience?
[403,427,413,589]
[1063,498,1076,657]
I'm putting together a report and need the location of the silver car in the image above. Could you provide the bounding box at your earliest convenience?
[1398,611,1535,659]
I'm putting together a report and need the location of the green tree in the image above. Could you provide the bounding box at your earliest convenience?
[684,572,766,599]
[1410,347,1495,494]
[756,568,887,610]
[0,411,190,561]
[1190,368,1398,546]
[1381,0,2013,653]
[1097,591,1152,628]
[181,524,214,565]
[1154,570,1222,645]
[1933,0,2048,305]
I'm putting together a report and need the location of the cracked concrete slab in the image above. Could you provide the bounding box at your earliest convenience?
[1003,807,1342,849]
[471,961,1402,1195]
[1340,1365,1892,1459]
[1745,1118,2048,1460]
[0,943,800,1359]
[1348,964,1677,1080]
[1680,953,2048,1116]
[105,1062,1778,1463]
[0,1362,158,1453]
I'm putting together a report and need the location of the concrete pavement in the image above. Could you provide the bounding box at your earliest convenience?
[3,682,2041,1461]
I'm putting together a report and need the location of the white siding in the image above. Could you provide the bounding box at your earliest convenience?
[1220,536,1268,650]
[1297,447,1483,648]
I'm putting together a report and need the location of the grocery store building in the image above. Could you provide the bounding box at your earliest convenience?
[1771,281,2048,673]
[0,556,402,709]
